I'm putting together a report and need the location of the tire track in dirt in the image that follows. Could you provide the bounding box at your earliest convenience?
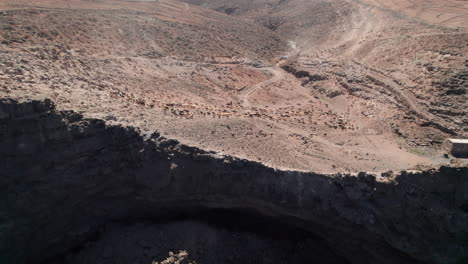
[240,66,284,107]
[350,60,457,135]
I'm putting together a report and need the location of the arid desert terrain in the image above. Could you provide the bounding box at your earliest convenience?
[1,0,466,173]
[0,1,467,264]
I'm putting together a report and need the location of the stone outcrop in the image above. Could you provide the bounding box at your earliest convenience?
[0,99,467,264]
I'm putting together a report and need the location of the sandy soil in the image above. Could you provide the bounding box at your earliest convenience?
[0,0,466,173]
[362,0,467,29]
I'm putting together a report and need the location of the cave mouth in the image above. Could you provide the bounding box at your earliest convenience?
[44,209,351,264]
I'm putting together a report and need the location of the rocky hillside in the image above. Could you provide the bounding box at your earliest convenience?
[0,0,286,60]
[1,99,466,264]
[1,1,466,264]
[182,0,467,138]
[0,0,465,173]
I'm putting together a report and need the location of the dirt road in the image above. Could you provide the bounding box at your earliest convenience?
[240,66,284,107]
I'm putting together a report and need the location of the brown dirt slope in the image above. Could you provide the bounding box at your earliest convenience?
[0,0,286,59]
[1,0,466,173]
[362,0,467,29]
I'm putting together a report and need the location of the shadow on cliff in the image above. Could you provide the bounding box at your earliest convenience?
[0,99,466,264]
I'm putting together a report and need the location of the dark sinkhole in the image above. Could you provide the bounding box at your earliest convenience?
[2,99,466,264]
[45,209,351,264]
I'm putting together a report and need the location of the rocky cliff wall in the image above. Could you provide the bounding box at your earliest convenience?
[0,99,466,264]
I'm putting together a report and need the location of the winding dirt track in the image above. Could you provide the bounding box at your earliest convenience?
[350,61,431,120]
[240,66,284,107]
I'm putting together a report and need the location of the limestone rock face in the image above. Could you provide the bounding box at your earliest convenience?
[0,99,466,264]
